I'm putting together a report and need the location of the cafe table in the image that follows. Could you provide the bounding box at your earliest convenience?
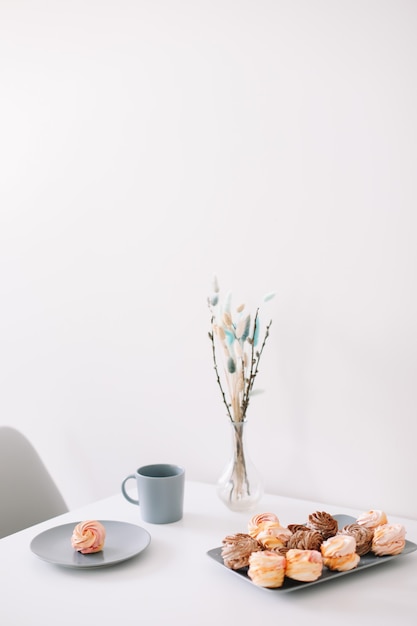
[1,480,416,625]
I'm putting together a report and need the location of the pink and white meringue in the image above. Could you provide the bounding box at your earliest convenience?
[372,524,406,556]
[285,549,323,582]
[321,534,360,571]
[248,550,286,588]
[356,509,388,530]
[321,534,357,557]
[256,525,292,550]
[71,520,106,554]
[248,512,280,539]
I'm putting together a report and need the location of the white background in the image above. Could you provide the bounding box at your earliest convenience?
[1,0,416,519]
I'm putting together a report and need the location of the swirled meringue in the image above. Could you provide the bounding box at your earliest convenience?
[321,534,359,571]
[248,512,280,539]
[356,509,388,530]
[321,533,356,557]
[248,550,286,588]
[71,520,106,554]
[221,533,262,569]
[372,524,406,556]
[306,511,338,539]
[322,551,360,572]
[285,549,323,582]
[339,523,373,556]
[287,529,324,552]
[256,525,292,550]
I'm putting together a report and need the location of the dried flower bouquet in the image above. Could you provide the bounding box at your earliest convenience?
[208,277,274,424]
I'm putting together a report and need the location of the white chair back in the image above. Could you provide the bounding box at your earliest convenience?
[0,426,68,538]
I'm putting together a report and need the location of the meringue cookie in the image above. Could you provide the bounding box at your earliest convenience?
[285,549,323,582]
[248,512,280,539]
[321,533,356,557]
[339,523,373,556]
[356,509,388,530]
[287,529,324,552]
[256,525,292,550]
[71,520,106,554]
[322,552,360,572]
[372,524,406,556]
[221,533,262,569]
[307,511,338,539]
[321,534,359,571]
[248,550,286,588]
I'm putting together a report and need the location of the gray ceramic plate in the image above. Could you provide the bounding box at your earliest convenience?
[207,514,417,592]
[30,520,151,569]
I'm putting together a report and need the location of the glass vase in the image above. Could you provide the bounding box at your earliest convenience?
[217,419,263,512]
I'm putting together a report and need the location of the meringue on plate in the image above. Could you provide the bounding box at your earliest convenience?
[71,520,106,554]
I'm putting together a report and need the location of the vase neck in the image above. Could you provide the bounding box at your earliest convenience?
[230,419,247,427]
[230,420,246,437]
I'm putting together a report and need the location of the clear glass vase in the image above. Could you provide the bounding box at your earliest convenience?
[217,419,263,512]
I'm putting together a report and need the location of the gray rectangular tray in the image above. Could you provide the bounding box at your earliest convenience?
[207,514,417,592]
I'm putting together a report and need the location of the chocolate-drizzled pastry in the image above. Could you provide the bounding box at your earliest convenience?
[339,523,373,556]
[221,533,262,570]
[306,511,338,539]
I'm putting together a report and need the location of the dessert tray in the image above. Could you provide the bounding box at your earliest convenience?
[207,514,417,593]
[30,520,151,569]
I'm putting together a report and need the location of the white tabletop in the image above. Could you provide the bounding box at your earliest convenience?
[1,481,416,626]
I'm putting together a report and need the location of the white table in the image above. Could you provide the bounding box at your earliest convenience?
[1,481,416,625]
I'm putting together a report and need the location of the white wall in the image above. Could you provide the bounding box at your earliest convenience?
[1,0,416,519]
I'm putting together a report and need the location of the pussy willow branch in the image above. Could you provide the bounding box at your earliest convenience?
[241,311,272,419]
[209,306,272,423]
[250,316,272,391]
[208,318,234,422]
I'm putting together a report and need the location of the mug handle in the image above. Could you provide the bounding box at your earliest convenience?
[121,474,139,505]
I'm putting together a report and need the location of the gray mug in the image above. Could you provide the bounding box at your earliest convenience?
[121,463,185,524]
